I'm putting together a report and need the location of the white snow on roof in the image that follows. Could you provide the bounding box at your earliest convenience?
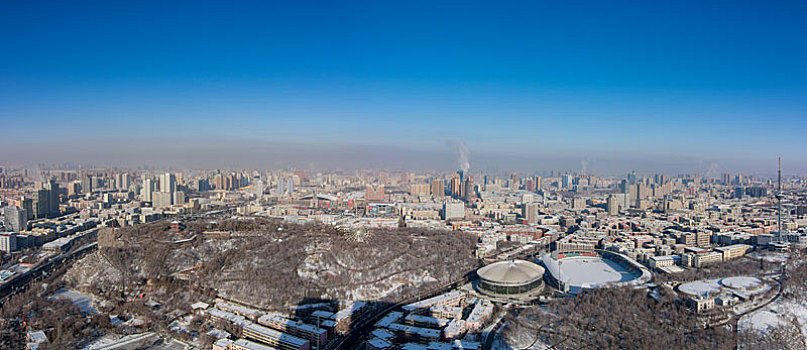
[721,276,762,290]
[678,280,722,297]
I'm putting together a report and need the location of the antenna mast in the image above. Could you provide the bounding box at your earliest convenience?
[777,157,783,241]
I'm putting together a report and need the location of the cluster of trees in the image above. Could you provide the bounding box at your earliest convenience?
[782,250,807,299]
[652,254,775,284]
[502,286,736,349]
[736,250,807,349]
[68,216,479,314]
[320,227,479,301]
[201,220,479,309]
[738,316,806,349]
[0,279,110,349]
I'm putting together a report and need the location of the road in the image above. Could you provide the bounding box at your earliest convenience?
[0,242,97,304]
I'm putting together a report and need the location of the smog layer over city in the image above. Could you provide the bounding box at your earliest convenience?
[1,1,807,350]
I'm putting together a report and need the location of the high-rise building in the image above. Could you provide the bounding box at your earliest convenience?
[430,179,444,197]
[627,171,637,185]
[572,197,586,210]
[463,176,475,201]
[153,192,173,208]
[607,194,620,215]
[197,178,211,192]
[0,233,17,252]
[522,202,539,223]
[734,187,745,199]
[561,174,573,189]
[213,173,223,190]
[4,206,27,231]
[449,175,462,198]
[721,173,731,185]
[409,183,430,196]
[44,179,60,217]
[117,173,131,190]
[33,189,50,219]
[160,173,176,193]
[253,176,265,197]
[224,173,234,191]
[154,173,177,207]
[525,179,535,192]
[276,178,295,196]
[20,197,34,220]
[173,191,185,205]
[142,178,154,202]
[81,175,93,194]
[67,181,81,196]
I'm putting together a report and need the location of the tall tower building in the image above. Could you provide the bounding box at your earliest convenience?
[160,173,176,193]
[607,194,620,215]
[450,175,462,198]
[44,179,60,217]
[463,176,475,202]
[561,174,573,189]
[20,197,34,220]
[33,189,49,219]
[430,178,445,197]
[117,173,131,190]
[154,173,177,208]
[142,178,154,202]
[81,175,93,194]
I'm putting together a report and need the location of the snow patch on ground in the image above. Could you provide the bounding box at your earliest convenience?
[740,297,807,339]
[49,287,99,315]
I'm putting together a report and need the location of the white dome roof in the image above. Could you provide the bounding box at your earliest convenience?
[478,259,545,285]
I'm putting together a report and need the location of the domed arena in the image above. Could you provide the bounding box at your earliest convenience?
[476,259,545,296]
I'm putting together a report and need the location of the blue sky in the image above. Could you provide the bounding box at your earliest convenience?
[1,1,806,174]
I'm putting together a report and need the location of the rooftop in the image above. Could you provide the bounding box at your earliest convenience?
[477,259,545,285]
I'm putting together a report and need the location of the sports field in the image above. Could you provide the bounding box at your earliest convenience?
[558,256,638,293]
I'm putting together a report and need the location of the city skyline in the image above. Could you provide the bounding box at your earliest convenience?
[2,1,806,173]
[3,2,807,349]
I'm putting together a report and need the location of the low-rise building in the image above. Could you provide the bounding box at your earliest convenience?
[242,322,310,350]
[648,255,676,270]
[714,244,751,261]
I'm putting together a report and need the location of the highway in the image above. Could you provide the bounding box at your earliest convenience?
[0,242,97,304]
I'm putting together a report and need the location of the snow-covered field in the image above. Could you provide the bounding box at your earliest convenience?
[739,298,807,340]
[559,257,637,293]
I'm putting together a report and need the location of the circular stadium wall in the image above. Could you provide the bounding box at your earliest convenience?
[476,259,546,296]
[541,249,651,294]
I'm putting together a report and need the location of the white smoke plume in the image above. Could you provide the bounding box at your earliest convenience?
[458,141,470,174]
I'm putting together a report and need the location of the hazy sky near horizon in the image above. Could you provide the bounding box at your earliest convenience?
[1,1,806,175]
